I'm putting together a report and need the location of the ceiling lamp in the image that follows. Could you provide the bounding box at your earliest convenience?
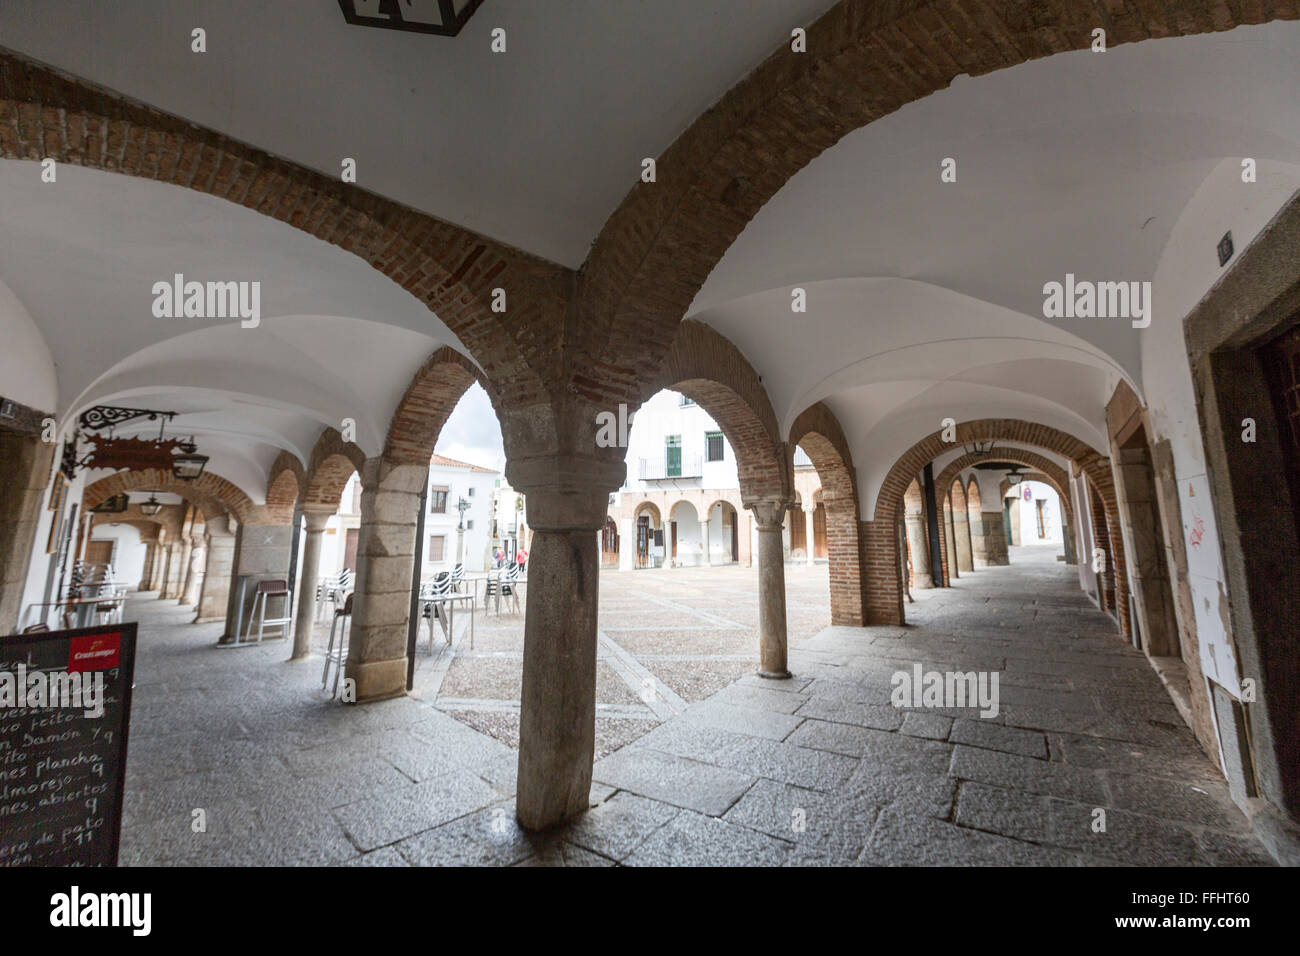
[337,0,485,37]
[139,495,163,517]
[1005,467,1025,487]
[963,440,995,458]
[171,438,209,481]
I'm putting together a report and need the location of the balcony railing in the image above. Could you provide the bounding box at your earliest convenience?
[639,454,703,480]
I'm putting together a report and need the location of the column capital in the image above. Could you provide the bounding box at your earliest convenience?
[505,455,625,531]
[301,508,334,532]
[747,498,793,531]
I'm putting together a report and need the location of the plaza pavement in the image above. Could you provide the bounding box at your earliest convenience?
[115,547,1272,866]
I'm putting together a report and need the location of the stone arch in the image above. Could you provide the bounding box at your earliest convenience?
[578,0,1288,398]
[864,419,1125,631]
[632,501,663,527]
[646,321,789,505]
[789,401,864,625]
[966,476,982,517]
[0,50,554,404]
[82,468,252,523]
[304,427,367,511]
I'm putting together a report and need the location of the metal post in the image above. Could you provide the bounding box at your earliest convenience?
[922,463,945,587]
[406,479,429,691]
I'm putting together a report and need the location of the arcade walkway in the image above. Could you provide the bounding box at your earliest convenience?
[118,552,1271,866]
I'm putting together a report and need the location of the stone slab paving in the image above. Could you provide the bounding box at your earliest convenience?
[113,548,1273,865]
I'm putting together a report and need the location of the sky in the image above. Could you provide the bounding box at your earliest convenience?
[433,382,505,472]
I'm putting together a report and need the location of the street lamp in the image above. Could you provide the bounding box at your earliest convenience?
[963,440,994,457]
[139,494,163,517]
[1005,466,1025,487]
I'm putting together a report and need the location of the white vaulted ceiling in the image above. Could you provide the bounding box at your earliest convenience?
[0,0,839,267]
[1,8,1298,510]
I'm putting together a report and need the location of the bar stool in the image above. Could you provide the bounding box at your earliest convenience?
[322,592,353,697]
[248,578,292,642]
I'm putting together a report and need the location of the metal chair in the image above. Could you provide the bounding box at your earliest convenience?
[316,567,351,621]
[248,579,292,642]
[322,591,353,697]
[450,563,465,592]
[486,565,521,615]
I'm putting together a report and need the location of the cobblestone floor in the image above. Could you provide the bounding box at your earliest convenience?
[115,547,1271,866]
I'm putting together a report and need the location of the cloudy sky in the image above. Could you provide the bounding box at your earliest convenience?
[433,382,505,472]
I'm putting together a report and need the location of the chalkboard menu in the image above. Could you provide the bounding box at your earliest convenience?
[0,623,137,866]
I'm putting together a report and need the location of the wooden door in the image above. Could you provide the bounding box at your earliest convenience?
[85,540,114,568]
[813,503,828,558]
[343,528,359,572]
[670,521,678,557]
[790,508,806,555]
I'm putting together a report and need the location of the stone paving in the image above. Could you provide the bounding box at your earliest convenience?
[114,547,1273,866]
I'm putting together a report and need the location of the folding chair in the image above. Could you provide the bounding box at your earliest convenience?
[322,591,353,697]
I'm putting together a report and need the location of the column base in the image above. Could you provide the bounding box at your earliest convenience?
[758,668,792,680]
[346,657,409,703]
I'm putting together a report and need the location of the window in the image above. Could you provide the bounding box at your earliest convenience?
[430,486,448,514]
[427,535,446,562]
[679,395,695,407]
[466,519,475,531]
[665,435,682,478]
[705,431,724,462]
[467,487,475,497]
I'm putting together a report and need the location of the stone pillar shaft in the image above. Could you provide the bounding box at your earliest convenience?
[752,502,791,679]
[804,507,816,566]
[292,510,333,660]
[196,519,236,623]
[517,526,600,829]
[905,510,933,588]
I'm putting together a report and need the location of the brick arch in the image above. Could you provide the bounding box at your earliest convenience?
[0,51,555,405]
[934,448,1073,529]
[647,321,789,504]
[304,428,366,510]
[383,347,486,467]
[578,0,1290,401]
[950,478,967,512]
[264,450,305,521]
[789,401,864,625]
[863,419,1126,631]
[966,476,982,517]
[668,498,702,521]
[83,468,252,523]
[631,501,663,527]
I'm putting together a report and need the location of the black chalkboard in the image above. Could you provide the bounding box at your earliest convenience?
[0,623,137,867]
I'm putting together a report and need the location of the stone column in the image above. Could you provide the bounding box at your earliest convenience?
[195,515,236,624]
[149,541,166,593]
[618,516,634,570]
[181,532,206,605]
[982,511,1010,565]
[175,537,194,601]
[345,457,424,701]
[804,506,816,566]
[699,517,710,567]
[1061,514,1078,565]
[943,505,959,581]
[222,520,294,643]
[969,511,991,568]
[904,507,933,589]
[514,464,620,832]
[291,509,333,660]
[661,521,673,570]
[138,541,155,590]
[751,500,792,679]
[954,507,974,573]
